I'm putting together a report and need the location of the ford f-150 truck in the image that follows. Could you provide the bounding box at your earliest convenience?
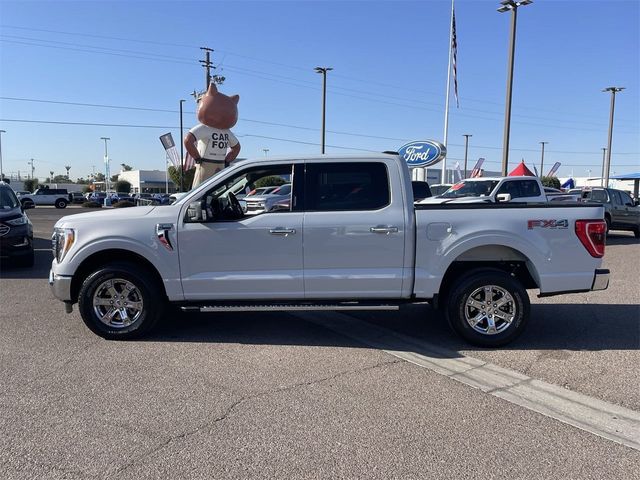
[49,154,609,347]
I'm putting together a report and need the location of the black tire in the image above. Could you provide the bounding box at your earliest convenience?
[21,199,34,209]
[446,269,530,347]
[633,227,640,239]
[55,199,67,209]
[604,215,611,235]
[77,262,163,340]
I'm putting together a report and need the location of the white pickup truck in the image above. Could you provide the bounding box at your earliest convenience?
[49,154,609,347]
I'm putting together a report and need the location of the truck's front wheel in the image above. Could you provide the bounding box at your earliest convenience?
[78,262,162,340]
[446,270,530,347]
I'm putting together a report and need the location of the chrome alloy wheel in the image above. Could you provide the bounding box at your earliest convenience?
[92,278,144,329]
[464,284,516,335]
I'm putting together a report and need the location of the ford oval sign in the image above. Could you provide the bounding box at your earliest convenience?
[398,140,446,168]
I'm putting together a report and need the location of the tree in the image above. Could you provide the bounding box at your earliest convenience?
[52,174,69,183]
[255,175,286,188]
[23,179,38,192]
[120,164,133,171]
[82,185,92,194]
[115,180,132,193]
[94,173,105,182]
[168,166,196,191]
[110,174,120,183]
[541,176,561,189]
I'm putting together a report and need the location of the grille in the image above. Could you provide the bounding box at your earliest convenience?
[0,225,9,237]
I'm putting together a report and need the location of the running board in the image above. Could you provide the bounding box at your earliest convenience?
[180,302,401,313]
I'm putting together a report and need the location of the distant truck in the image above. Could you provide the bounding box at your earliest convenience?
[579,187,640,237]
[20,188,68,209]
[50,154,609,347]
[421,176,549,204]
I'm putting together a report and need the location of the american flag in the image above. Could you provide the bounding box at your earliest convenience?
[452,8,459,108]
[183,153,196,170]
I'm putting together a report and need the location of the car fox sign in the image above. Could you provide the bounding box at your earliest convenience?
[398,140,447,168]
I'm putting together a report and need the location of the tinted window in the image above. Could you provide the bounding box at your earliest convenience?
[0,186,20,209]
[305,162,390,211]
[520,180,541,198]
[619,191,635,207]
[586,189,608,203]
[610,190,623,205]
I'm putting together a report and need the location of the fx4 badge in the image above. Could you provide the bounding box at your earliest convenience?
[527,219,569,230]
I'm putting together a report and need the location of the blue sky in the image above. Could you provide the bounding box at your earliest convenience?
[0,0,638,181]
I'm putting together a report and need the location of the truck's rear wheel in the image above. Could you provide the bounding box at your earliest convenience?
[55,199,67,209]
[446,269,529,347]
[78,262,162,340]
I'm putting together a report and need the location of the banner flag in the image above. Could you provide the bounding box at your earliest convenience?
[547,162,561,177]
[470,157,485,178]
[533,165,539,177]
[454,161,462,183]
[159,133,181,169]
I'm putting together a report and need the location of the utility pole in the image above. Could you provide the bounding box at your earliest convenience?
[200,47,225,89]
[539,141,548,177]
[315,67,333,154]
[100,137,110,192]
[28,158,35,180]
[0,130,5,181]
[600,147,607,187]
[179,99,186,192]
[497,0,533,176]
[263,148,269,157]
[602,86,624,188]
[462,134,472,178]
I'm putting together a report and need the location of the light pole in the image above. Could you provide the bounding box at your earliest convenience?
[179,99,186,192]
[497,0,532,176]
[0,130,5,181]
[600,147,607,187]
[50,170,54,186]
[602,87,624,188]
[263,148,269,157]
[539,141,548,177]
[100,137,110,192]
[462,134,472,178]
[314,66,333,154]
[28,158,35,180]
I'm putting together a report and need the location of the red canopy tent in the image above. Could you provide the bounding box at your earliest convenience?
[508,161,535,177]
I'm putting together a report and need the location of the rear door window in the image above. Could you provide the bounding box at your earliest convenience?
[304,162,390,211]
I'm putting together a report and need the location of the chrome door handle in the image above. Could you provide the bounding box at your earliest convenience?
[269,228,296,236]
[370,226,399,234]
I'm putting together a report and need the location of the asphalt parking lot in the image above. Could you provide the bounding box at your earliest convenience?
[1,206,639,479]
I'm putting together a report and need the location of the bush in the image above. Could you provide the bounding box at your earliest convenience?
[255,175,286,188]
[541,176,561,189]
[82,201,102,208]
[113,200,135,208]
[115,180,132,193]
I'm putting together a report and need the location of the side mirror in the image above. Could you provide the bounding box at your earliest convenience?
[186,200,207,222]
[496,193,512,203]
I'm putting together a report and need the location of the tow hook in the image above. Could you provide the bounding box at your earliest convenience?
[64,302,73,314]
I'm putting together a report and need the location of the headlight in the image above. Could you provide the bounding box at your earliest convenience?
[5,215,28,226]
[52,227,76,262]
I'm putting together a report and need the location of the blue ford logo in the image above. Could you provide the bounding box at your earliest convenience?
[398,140,446,168]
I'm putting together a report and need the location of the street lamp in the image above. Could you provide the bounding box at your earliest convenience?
[462,134,472,178]
[179,99,186,192]
[314,66,333,154]
[50,170,54,186]
[263,148,269,157]
[100,137,110,192]
[497,0,533,176]
[600,147,607,187]
[0,130,6,181]
[539,141,548,177]
[602,87,624,188]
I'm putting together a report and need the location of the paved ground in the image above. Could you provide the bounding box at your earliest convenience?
[0,206,638,479]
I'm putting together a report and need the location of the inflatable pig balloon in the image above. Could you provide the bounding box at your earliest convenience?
[184,83,241,188]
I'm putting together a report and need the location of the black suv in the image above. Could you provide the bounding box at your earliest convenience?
[581,187,640,238]
[0,183,34,266]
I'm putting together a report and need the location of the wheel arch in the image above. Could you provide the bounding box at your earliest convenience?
[70,249,166,304]
[436,244,538,309]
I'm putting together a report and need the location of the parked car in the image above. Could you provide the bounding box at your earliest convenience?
[68,192,85,204]
[429,184,453,196]
[420,177,547,204]
[580,187,640,237]
[0,182,34,267]
[244,184,292,215]
[88,192,107,202]
[19,188,69,209]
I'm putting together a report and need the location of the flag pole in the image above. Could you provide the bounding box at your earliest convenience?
[441,0,455,184]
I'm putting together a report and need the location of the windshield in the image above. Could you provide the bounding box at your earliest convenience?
[0,186,20,209]
[440,180,500,198]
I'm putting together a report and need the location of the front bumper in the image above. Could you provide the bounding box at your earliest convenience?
[49,269,73,302]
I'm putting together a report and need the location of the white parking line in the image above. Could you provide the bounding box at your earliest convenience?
[298,311,640,451]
